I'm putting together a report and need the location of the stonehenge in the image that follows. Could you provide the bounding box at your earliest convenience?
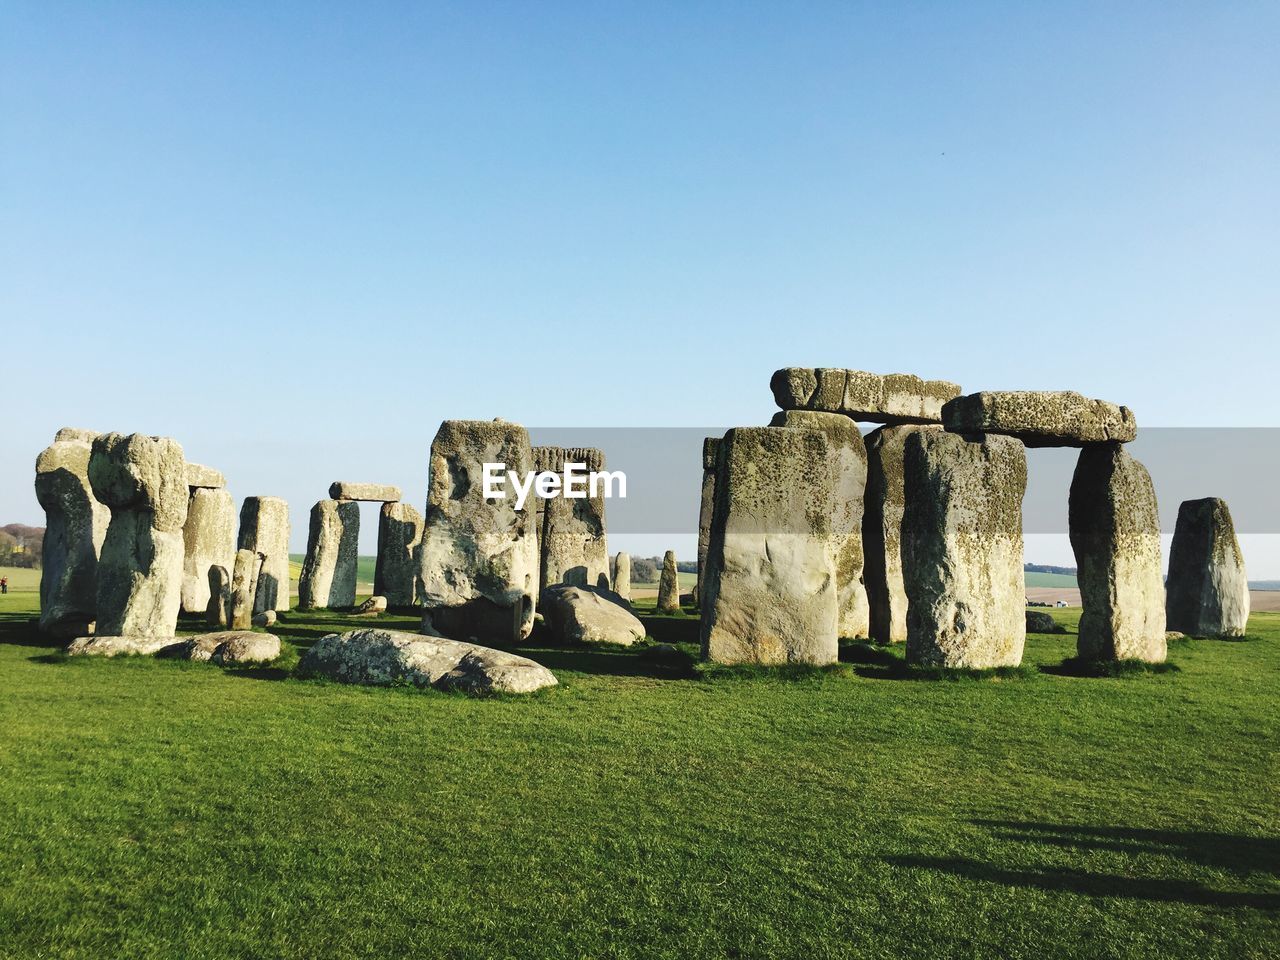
[612,552,631,603]
[943,391,1137,447]
[700,427,839,665]
[696,437,719,607]
[298,499,359,609]
[657,550,681,613]
[181,487,236,615]
[533,446,610,590]
[901,430,1027,669]
[34,428,109,637]
[418,419,538,644]
[88,433,189,639]
[375,501,424,606]
[540,583,645,647]
[238,496,291,613]
[330,481,402,503]
[206,564,231,627]
[771,367,961,424]
[229,548,263,630]
[1165,498,1249,638]
[185,463,226,489]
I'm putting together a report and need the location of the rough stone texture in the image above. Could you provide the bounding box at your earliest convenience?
[942,391,1137,447]
[298,628,557,695]
[696,437,720,607]
[770,410,869,639]
[901,431,1027,668]
[35,430,109,637]
[657,550,681,613]
[1068,444,1166,662]
[252,609,277,628]
[298,499,359,610]
[357,596,388,615]
[375,501,424,606]
[237,496,291,613]
[54,427,99,443]
[863,425,941,644]
[206,565,230,627]
[536,447,610,590]
[419,420,539,644]
[185,463,226,489]
[229,549,263,630]
[770,367,961,424]
[1026,610,1067,634]
[612,552,631,603]
[329,481,403,502]
[700,427,839,666]
[88,433,188,638]
[1165,498,1249,638]
[540,583,644,646]
[181,488,236,615]
[211,632,280,664]
[66,634,175,657]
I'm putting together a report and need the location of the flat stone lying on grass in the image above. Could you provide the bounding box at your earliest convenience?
[1026,610,1067,634]
[942,391,1137,447]
[297,628,557,695]
[163,631,280,663]
[1165,497,1250,638]
[65,634,176,657]
[540,583,644,646]
[770,368,961,424]
[329,481,403,502]
[252,609,277,627]
[185,463,226,489]
[356,596,388,615]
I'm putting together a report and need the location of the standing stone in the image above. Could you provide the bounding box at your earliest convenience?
[657,550,681,613]
[612,552,632,603]
[696,437,720,607]
[1068,444,1166,662]
[901,431,1026,669]
[770,410,869,639]
[88,433,189,638]
[229,548,263,630]
[238,496,291,613]
[1165,498,1249,637]
[206,564,230,627]
[419,420,538,644]
[537,447,610,590]
[35,430,109,637]
[298,499,360,609]
[181,488,236,615]
[700,427,839,665]
[375,501,424,607]
[863,425,941,643]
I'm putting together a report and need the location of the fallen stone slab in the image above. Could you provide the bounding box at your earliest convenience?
[1025,610,1067,634]
[297,628,557,695]
[356,595,388,615]
[1165,497,1249,637]
[329,481,403,502]
[770,368,961,424]
[163,630,280,664]
[185,463,226,489]
[942,391,1137,447]
[252,609,277,628]
[540,583,644,646]
[66,634,176,657]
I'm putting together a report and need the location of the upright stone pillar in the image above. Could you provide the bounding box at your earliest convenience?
[229,548,263,630]
[657,550,681,613]
[298,499,359,609]
[375,501,424,606]
[88,433,189,638]
[901,431,1026,668]
[206,564,231,627]
[700,427,839,665]
[419,419,538,644]
[1068,444,1166,662]
[696,438,720,608]
[34,428,109,637]
[238,496,291,613]
[181,488,236,615]
[536,447,610,590]
[612,552,632,603]
[1165,498,1249,637]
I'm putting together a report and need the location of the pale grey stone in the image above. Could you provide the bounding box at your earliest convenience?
[65,634,175,657]
[211,632,280,664]
[298,628,557,695]
[536,447,610,590]
[657,550,681,613]
[88,433,188,638]
[1026,610,1066,634]
[375,501,423,606]
[419,420,538,644]
[1166,497,1249,638]
[902,431,1027,668]
[770,368,961,424]
[54,427,99,443]
[700,427,839,665]
[612,552,631,603]
[356,595,388,615]
[251,609,277,628]
[185,463,226,489]
[206,564,230,627]
[181,487,236,615]
[298,499,359,610]
[329,481,402,502]
[238,496,291,613]
[1069,444,1166,661]
[943,391,1137,447]
[229,548,263,630]
[540,583,644,646]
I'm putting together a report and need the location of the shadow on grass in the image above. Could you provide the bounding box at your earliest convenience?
[1041,657,1181,678]
[516,643,698,679]
[845,642,1038,681]
[0,611,61,649]
[888,820,1280,909]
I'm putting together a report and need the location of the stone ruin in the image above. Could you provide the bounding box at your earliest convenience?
[238,496,291,614]
[181,464,235,617]
[376,501,424,607]
[656,549,681,613]
[531,446,610,590]
[1165,497,1249,637]
[298,483,404,610]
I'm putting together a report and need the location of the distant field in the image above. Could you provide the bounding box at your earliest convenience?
[1024,571,1079,588]
[0,567,40,594]
[288,555,375,591]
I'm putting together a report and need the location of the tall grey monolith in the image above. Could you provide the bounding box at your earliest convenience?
[238,496,291,613]
[229,548,263,630]
[612,552,632,603]
[181,487,236,615]
[375,501,424,606]
[657,550,681,613]
[1166,497,1249,638]
[298,499,359,609]
[696,437,720,607]
[536,446,610,590]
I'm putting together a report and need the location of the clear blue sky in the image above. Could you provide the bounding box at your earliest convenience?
[3,3,1277,568]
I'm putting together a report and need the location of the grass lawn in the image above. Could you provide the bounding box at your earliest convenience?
[1024,571,1079,588]
[1,590,1277,959]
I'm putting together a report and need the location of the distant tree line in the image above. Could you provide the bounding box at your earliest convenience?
[1024,563,1077,576]
[0,524,44,569]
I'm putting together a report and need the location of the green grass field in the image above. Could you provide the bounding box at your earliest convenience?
[1,588,1276,959]
[1024,571,1079,588]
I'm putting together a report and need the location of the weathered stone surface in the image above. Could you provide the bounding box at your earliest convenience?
[88,433,188,638]
[770,410,869,638]
[54,427,98,443]
[700,427,839,665]
[540,583,644,646]
[298,499,359,610]
[181,488,236,615]
[229,549,263,630]
[419,420,538,644]
[375,501,423,606]
[902,431,1026,668]
[1026,610,1067,634]
[770,368,961,424]
[612,552,631,602]
[863,425,941,643]
[238,496,291,613]
[357,595,388,615]
[66,634,175,657]
[185,463,226,489]
[696,437,720,607]
[35,431,109,637]
[1165,498,1249,638]
[1068,444,1166,661]
[206,565,230,626]
[329,481,403,502]
[211,632,280,664]
[942,391,1137,447]
[536,447,610,590]
[657,550,681,613]
[297,628,557,695]
[252,609,277,628]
